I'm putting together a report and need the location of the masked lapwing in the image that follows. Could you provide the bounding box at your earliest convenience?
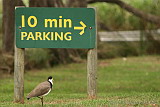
[27,76,53,106]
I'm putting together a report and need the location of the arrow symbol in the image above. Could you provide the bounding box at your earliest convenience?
[74,21,87,35]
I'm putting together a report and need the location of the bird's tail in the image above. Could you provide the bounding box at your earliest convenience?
[27,95,31,100]
[27,93,32,100]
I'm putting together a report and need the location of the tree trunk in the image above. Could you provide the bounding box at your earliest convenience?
[66,0,87,7]
[29,0,64,7]
[2,0,24,53]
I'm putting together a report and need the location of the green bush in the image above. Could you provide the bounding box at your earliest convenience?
[0,14,2,33]
[98,42,119,59]
[25,48,51,69]
[91,0,160,30]
[98,42,140,59]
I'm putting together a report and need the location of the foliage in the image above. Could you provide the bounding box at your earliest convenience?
[0,56,160,106]
[98,42,140,59]
[0,14,2,33]
[25,48,51,69]
[0,33,2,50]
[91,0,160,30]
[0,0,2,13]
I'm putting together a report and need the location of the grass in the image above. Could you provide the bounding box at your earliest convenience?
[0,56,160,106]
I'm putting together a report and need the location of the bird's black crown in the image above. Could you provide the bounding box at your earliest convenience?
[48,76,52,80]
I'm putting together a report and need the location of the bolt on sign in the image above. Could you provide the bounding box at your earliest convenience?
[15,7,96,48]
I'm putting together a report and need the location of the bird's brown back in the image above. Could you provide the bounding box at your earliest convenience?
[27,81,51,99]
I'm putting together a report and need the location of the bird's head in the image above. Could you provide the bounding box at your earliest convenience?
[48,76,53,84]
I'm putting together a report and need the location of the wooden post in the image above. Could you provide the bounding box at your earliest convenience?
[14,46,25,103]
[87,8,97,98]
[87,48,97,98]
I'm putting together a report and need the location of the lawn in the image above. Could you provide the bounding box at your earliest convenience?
[0,56,160,107]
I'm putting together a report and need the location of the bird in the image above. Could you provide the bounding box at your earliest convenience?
[27,76,53,106]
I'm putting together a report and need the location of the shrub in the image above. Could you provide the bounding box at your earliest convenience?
[25,48,51,69]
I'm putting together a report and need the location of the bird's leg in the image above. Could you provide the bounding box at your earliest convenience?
[41,97,43,106]
[37,97,43,106]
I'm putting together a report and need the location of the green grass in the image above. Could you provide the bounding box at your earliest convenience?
[0,56,160,106]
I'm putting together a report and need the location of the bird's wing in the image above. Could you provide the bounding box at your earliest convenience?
[27,81,51,98]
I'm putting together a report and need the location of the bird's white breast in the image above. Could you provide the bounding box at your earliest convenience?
[42,89,51,96]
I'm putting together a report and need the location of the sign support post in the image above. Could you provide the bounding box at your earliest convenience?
[87,48,97,98]
[87,8,97,98]
[14,46,25,103]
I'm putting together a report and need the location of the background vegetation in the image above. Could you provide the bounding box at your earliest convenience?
[94,0,160,31]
